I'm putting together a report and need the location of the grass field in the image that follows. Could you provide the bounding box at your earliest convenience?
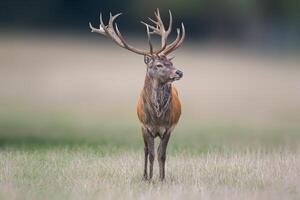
[1,146,300,200]
[1,131,300,200]
[1,115,300,200]
[1,34,300,199]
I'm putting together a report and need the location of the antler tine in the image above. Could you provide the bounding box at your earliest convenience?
[100,13,126,46]
[148,17,158,26]
[108,12,122,28]
[89,13,106,34]
[154,8,165,30]
[146,25,153,54]
[89,10,184,56]
[89,22,104,34]
[141,9,173,53]
[114,23,129,47]
[141,21,159,34]
[155,10,173,54]
[99,13,105,30]
[167,10,173,35]
[161,23,185,55]
[90,12,151,55]
[173,23,185,50]
[162,28,181,54]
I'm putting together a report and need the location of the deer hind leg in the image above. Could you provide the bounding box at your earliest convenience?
[157,131,171,181]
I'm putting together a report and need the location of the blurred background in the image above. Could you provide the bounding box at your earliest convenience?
[0,0,300,151]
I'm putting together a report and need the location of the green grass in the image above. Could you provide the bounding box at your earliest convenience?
[1,147,300,200]
[0,114,300,199]
[1,113,300,152]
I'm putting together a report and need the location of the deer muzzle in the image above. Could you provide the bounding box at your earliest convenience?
[170,69,183,81]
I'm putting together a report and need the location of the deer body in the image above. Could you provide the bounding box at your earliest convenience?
[90,9,185,180]
[137,77,181,136]
[137,76,181,180]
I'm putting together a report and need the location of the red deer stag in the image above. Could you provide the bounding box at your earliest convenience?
[89,9,185,181]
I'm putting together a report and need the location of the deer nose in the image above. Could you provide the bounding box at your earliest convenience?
[176,70,183,77]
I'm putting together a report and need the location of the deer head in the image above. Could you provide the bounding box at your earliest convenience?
[89,9,185,84]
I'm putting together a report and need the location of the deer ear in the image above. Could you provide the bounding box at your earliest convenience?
[144,55,153,65]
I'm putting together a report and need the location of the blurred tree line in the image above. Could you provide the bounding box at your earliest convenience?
[0,0,299,47]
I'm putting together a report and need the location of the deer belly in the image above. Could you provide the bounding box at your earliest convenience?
[144,125,175,138]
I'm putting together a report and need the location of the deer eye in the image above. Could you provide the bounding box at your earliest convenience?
[156,64,163,68]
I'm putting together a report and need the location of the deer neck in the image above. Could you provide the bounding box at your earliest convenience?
[143,75,172,118]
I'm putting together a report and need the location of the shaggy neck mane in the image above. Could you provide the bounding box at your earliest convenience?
[143,75,172,117]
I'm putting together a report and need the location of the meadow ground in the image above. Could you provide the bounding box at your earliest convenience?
[1,145,300,200]
[1,117,300,200]
[0,34,300,199]
[1,126,300,200]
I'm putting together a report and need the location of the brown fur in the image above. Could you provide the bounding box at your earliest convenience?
[90,9,185,181]
[137,74,182,180]
[137,86,181,126]
[137,77,181,129]
[169,87,181,125]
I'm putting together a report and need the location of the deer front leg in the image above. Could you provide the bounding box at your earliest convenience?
[145,129,155,180]
[157,131,171,181]
[142,127,148,180]
[142,128,155,180]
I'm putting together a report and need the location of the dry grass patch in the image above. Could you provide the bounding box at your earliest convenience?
[0,148,299,200]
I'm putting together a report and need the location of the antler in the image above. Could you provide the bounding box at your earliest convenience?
[141,9,172,53]
[89,10,185,56]
[141,9,185,56]
[89,13,151,55]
